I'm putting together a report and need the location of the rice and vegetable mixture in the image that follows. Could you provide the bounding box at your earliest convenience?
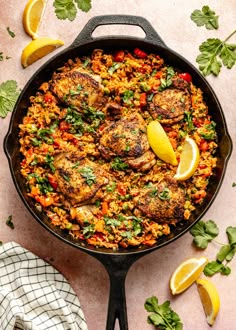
[19,48,218,249]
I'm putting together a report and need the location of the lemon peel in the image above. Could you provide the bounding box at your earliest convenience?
[147,120,178,166]
[170,256,208,295]
[174,136,200,180]
[21,37,64,68]
[22,0,47,39]
[196,278,220,326]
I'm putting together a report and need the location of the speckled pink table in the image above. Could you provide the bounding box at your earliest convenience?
[1,1,236,329]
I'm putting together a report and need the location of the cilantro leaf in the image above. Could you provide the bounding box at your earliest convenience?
[7,27,15,38]
[204,260,231,276]
[158,67,175,92]
[203,260,224,276]
[0,80,20,118]
[196,30,236,76]
[220,43,236,68]
[53,0,77,21]
[191,6,219,30]
[217,244,235,262]
[196,38,223,76]
[75,0,91,12]
[190,220,219,249]
[145,296,183,330]
[226,226,236,245]
[53,0,92,20]
[6,215,14,229]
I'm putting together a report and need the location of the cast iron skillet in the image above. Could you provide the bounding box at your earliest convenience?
[4,15,232,330]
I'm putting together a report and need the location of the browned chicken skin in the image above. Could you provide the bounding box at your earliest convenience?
[53,152,108,207]
[99,113,150,160]
[149,77,191,124]
[126,150,156,172]
[134,176,185,223]
[50,69,105,111]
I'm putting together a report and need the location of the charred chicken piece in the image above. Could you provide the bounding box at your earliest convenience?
[149,77,191,124]
[53,152,108,207]
[99,113,150,160]
[134,176,185,223]
[50,69,104,111]
[126,150,156,172]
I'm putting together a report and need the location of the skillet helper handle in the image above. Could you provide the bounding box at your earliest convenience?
[71,14,166,47]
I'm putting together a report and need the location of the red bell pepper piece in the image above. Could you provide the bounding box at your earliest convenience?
[59,120,71,131]
[44,93,55,103]
[114,50,125,62]
[134,48,147,59]
[139,93,147,107]
[48,174,58,190]
[179,72,192,83]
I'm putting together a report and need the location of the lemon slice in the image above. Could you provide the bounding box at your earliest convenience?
[22,0,47,39]
[174,136,200,181]
[170,256,208,295]
[21,37,64,68]
[196,278,220,325]
[147,120,178,166]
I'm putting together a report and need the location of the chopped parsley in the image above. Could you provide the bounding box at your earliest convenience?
[184,111,195,131]
[82,221,95,238]
[65,107,84,134]
[106,182,117,192]
[45,154,55,172]
[6,215,14,229]
[108,62,121,75]
[122,90,134,104]
[111,157,129,171]
[158,67,175,92]
[7,27,15,38]
[63,174,70,182]
[158,187,170,200]
[78,166,96,186]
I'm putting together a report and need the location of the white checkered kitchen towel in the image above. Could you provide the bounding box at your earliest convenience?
[0,242,88,330]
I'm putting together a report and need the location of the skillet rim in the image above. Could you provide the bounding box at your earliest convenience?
[4,32,233,256]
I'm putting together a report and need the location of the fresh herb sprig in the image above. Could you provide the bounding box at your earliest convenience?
[190,6,236,76]
[190,6,219,30]
[190,220,236,276]
[53,0,92,21]
[196,31,236,76]
[145,296,183,330]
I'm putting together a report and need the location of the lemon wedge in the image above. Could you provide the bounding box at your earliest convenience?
[22,0,47,39]
[21,37,64,68]
[174,136,200,181]
[147,120,178,166]
[196,278,220,326]
[170,256,208,295]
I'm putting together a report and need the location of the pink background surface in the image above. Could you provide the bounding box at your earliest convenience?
[1,1,236,329]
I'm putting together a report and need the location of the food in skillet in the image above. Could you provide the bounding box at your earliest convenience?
[19,48,218,249]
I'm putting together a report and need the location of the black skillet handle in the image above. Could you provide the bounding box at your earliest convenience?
[70,15,166,47]
[93,253,144,330]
